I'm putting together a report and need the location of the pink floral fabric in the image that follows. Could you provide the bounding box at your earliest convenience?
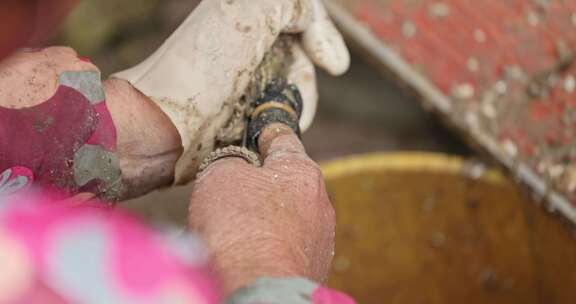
[0,195,221,304]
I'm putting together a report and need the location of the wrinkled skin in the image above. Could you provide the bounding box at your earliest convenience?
[189,124,336,296]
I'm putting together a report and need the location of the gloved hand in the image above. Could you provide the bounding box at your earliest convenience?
[113,0,350,183]
[188,124,336,296]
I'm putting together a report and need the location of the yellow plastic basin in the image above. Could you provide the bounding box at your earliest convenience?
[323,153,576,304]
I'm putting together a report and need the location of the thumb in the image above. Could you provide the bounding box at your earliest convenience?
[258,123,308,167]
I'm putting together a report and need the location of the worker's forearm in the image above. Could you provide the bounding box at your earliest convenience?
[103,78,182,199]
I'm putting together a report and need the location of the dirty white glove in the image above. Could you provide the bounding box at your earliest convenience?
[113,0,350,183]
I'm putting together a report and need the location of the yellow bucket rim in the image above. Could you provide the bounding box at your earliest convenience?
[320,152,507,186]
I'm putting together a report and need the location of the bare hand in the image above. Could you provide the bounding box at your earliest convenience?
[188,124,335,296]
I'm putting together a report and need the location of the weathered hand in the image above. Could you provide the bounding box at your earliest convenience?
[114,0,350,183]
[188,124,336,296]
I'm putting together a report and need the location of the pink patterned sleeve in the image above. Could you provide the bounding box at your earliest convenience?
[0,194,222,303]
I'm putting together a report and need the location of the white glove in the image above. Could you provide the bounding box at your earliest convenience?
[113,0,350,183]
